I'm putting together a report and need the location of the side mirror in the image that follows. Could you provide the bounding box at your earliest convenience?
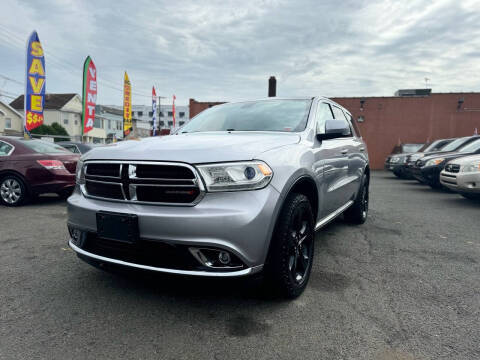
[317,119,351,140]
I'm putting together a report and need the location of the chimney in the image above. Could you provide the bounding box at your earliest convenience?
[268,76,276,97]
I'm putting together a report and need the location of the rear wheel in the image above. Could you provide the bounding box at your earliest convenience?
[0,175,27,206]
[264,193,315,298]
[344,173,369,224]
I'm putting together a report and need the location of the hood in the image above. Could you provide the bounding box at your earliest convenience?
[83,132,300,163]
[447,154,480,165]
[421,151,469,162]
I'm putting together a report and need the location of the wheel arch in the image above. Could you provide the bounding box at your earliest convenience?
[0,170,31,194]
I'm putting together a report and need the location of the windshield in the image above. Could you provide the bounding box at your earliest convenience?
[458,138,480,153]
[180,99,312,133]
[20,139,71,154]
[403,144,423,153]
[441,137,470,152]
[424,139,448,152]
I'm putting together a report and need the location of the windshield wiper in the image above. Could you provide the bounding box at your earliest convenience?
[226,128,236,132]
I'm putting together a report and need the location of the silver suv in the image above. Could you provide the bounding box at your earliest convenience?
[67,97,369,298]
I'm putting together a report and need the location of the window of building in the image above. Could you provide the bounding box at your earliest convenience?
[108,120,111,129]
[94,118,102,128]
[137,111,143,116]
[131,111,135,117]
[179,112,185,118]
[168,121,173,126]
[179,121,185,126]
[117,121,122,130]
[160,121,165,126]
[168,111,173,117]
[159,112,164,117]
[74,120,78,125]
[64,119,69,125]
[5,118,12,129]
[149,111,153,117]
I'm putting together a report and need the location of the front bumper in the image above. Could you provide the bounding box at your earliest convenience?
[67,184,281,276]
[411,165,441,185]
[440,171,480,193]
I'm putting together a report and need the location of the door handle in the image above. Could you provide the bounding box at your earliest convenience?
[359,147,365,152]
[341,149,348,155]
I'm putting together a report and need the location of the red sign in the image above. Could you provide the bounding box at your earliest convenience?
[82,56,97,134]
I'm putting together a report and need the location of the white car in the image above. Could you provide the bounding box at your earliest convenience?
[440,154,480,200]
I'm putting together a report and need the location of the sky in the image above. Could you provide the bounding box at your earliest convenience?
[1,0,480,106]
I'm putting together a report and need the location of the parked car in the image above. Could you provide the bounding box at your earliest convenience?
[401,138,454,178]
[57,141,102,154]
[405,136,477,181]
[67,97,370,298]
[385,143,424,178]
[0,136,79,206]
[411,136,480,189]
[440,154,480,200]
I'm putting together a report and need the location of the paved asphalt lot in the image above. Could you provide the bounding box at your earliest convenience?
[1,171,479,360]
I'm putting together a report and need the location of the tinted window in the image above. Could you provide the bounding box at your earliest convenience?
[181,99,312,133]
[458,138,480,153]
[20,140,70,154]
[331,106,352,137]
[63,145,80,153]
[316,102,333,134]
[0,141,13,156]
[346,113,361,137]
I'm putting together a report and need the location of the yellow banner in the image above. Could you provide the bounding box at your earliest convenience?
[123,71,132,135]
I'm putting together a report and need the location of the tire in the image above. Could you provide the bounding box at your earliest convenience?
[264,193,315,299]
[460,193,480,200]
[393,171,403,178]
[0,175,28,207]
[344,173,369,224]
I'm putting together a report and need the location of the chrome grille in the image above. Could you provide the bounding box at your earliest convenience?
[444,163,460,173]
[81,161,204,205]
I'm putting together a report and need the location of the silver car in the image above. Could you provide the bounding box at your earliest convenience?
[440,154,480,200]
[67,97,369,298]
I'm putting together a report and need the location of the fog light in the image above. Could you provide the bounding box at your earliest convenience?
[68,226,84,246]
[218,251,231,265]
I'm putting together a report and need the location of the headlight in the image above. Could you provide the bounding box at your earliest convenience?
[390,156,400,163]
[461,161,480,172]
[197,161,273,192]
[75,160,85,185]
[425,158,445,167]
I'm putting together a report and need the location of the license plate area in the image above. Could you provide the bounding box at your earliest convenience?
[96,211,139,243]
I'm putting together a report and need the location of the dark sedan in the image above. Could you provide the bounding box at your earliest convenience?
[387,139,453,179]
[57,141,102,154]
[411,136,480,188]
[0,136,79,206]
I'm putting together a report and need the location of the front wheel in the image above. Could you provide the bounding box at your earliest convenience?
[344,173,369,224]
[264,193,315,299]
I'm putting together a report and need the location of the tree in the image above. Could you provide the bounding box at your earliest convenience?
[30,122,70,142]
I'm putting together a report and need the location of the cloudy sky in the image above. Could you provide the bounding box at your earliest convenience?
[1,0,480,106]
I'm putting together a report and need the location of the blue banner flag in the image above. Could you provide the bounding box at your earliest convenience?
[24,30,45,131]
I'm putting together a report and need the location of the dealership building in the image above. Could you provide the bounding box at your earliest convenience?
[189,90,480,169]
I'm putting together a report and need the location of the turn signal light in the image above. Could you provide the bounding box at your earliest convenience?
[37,160,66,170]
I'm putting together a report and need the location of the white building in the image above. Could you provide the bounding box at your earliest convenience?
[10,93,108,143]
[0,100,23,135]
[110,104,190,134]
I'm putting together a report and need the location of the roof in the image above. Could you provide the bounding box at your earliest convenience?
[10,93,78,110]
[0,100,23,118]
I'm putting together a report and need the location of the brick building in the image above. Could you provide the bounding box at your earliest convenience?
[189,92,480,169]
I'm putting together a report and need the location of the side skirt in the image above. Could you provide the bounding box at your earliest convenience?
[314,200,354,231]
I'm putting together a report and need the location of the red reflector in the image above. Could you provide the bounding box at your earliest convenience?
[37,160,66,170]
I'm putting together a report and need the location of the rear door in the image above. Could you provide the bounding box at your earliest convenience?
[344,111,366,196]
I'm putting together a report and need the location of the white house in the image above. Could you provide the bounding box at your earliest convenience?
[0,100,23,135]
